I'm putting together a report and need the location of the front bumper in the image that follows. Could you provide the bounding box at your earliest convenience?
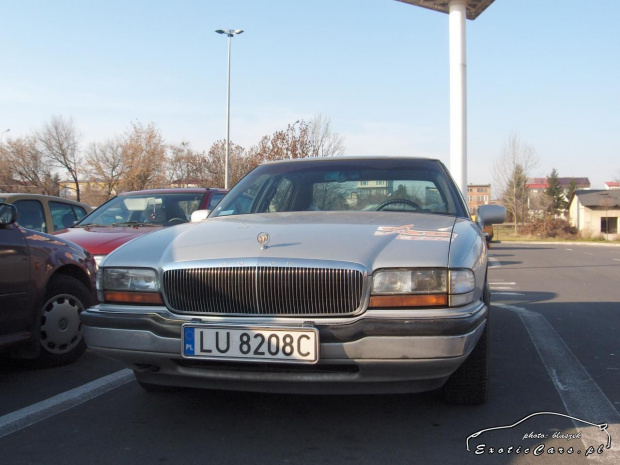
[82,303,487,394]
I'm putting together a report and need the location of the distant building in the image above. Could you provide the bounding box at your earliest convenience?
[466,184,491,215]
[568,190,620,240]
[356,180,392,198]
[526,177,591,197]
[526,177,591,216]
[604,181,619,190]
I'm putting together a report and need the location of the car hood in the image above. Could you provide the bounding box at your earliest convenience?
[103,212,463,271]
[53,225,164,256]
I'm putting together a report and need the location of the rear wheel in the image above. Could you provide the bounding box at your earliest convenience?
[36,275,93,367]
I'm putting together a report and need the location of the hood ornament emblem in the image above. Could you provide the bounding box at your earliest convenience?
[257,232,270,250]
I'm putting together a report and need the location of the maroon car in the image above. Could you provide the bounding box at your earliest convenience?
[0,202,97,366]
[54,188,227,267]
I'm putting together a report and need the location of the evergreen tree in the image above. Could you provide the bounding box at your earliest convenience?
[544,168,566,215]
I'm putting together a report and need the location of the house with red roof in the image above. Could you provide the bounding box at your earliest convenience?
[526,177,591,196]
[525,177,591,217]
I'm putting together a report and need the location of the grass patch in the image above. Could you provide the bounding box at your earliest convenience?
[492,224,620,244]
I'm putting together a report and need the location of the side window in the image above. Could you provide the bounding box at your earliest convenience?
[75,207,88,221]
[49,201,79,231]
[208,193,225,210]
[268,178,294,212]
[13,200,46,232]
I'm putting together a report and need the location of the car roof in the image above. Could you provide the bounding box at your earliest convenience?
[261,156,442,166]
[117,188,227,196]
[0,193,91,207]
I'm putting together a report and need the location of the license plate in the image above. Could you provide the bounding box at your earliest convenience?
[182,325,319,364]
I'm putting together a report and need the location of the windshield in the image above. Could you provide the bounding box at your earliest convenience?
[211,158,467,218]
[78,192,207,227]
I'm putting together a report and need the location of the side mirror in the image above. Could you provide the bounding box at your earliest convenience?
[190,209,211,222]
[477,205,506,226]
[0,203,18,225]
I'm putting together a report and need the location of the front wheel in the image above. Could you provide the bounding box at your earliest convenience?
[442,320,489,405]
[36,275,93,367]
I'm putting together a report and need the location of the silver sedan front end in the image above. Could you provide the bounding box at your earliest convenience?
[82,297,487,394]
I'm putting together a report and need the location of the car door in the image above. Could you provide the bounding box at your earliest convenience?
[12,199,46,232]
[0,204,32,340]
[49,200,89,231]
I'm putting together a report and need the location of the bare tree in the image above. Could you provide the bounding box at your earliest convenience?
[1,136,57,194]
[313,183,352,210]
[166,142,212,187]
[307,114,345,157]
[85,137,126,204]
[250,122,310,162]
[248,115,345,164]
[38,116,83,201]
[494,133,539,232]
[205,140,252,188]
[119,121,167,191]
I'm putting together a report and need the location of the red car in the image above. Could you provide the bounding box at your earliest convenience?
[54,188,227,267]
[0,202,97,366]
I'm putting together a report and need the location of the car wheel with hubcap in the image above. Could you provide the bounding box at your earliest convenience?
[36,275,93,367]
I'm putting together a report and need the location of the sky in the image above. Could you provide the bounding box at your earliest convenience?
[1,0,619,193]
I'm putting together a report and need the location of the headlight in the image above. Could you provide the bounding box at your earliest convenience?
[372,269,447,294]
[102,268,159,291]
[98,268,163,305]
[370,268,475,308]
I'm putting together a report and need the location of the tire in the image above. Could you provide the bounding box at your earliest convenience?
[36,275,93,367]
[442,282,491,405]
[442,322,489,405]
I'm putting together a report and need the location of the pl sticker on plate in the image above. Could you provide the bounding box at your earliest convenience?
[184,327,195,356]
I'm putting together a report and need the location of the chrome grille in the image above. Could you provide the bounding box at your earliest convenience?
[162,265,365,316]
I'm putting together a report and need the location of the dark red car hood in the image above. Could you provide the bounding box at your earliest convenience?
[53,225,164,256]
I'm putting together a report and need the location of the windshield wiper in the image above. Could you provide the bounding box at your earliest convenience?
[74,223,109,228]
[111,221,159,227]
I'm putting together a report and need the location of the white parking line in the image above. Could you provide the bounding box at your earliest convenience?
[496,303,620,463]
[489,282,516,285]
[0,369,134,439]
[492,292,525,296]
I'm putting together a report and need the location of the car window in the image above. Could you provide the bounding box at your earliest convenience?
[80,193,207,226]
[13,199,46,232]
[74,206,87,221]
[212,159,463,217]
[49,201,82,230]
[207,193,225,209]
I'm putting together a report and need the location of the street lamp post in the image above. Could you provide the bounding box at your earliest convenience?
[215,28,243,189]
[0,128,9,146]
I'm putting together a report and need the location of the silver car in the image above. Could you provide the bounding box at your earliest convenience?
[82,157,505,404]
